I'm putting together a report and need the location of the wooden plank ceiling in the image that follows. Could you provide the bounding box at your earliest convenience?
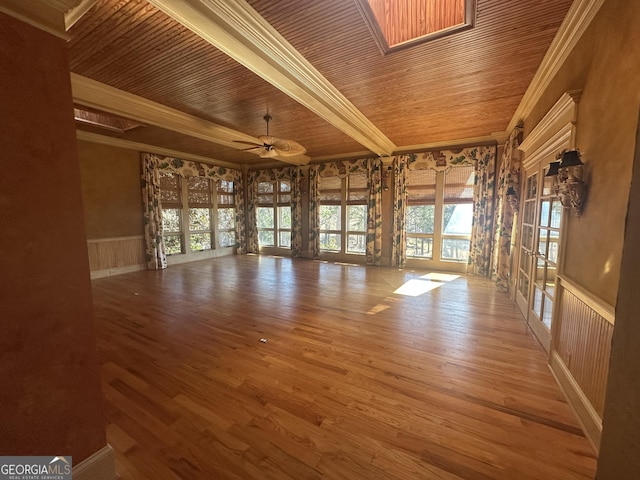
[67,0,573,167]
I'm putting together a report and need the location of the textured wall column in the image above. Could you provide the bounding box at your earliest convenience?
[0,12,107,462]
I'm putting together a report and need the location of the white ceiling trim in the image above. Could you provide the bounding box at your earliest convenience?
[76,130,239,169]
[146,0,397,156]
[508,0,606,133]
[71,73,310,165]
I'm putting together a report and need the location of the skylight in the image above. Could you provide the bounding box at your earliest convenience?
[357,0,475,54]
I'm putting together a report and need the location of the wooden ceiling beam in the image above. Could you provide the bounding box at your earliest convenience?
[71,73,310,165]
[146,0,397,156]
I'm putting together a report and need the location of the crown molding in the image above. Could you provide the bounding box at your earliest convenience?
[64,0,98,30]
[147,0,397,156]
[76,130,240,169]
[507,0,606,132]
[394,133,500,154]
[519,90,580,157]
[0,0,82,39]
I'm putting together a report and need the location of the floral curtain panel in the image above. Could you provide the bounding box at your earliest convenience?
[309,158,382,265]
[308,165,321,258]
[140,153,246,262]
[141,155,167,270]
[366,159,384,265]
[492,127,522,290]
[391,154,410,268]
[246,167,303,256]
[466,146,497,276]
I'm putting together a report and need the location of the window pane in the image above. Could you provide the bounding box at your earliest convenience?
[347,205,366,231]
[190,233,211,251]
[320,205,341,230]
[189,208,210,231]
[406,236,433,258]
[162,209,181,232]
[219,231,235,248]
[278,206,291,229]
[258,181,274,193]
[164,235,182,255]
[258,230,274,246]
[348,173,368,201]
[187,176,211,205]
[406,205,434,234]
[442,204,473,234]
[540,200,550,227]
[550,201,562,228]
[347,234,366,254]
[279,180,292,203]
[444,166,474,201]
[408,169,436,203]
[160,173,181,204]
[217,208,235,229]
[320,232,341,251]
[217,180,234,206]
[441,238,470,262]
[279,231,291,248]
[319,176,342,202]
[257,207,274,228]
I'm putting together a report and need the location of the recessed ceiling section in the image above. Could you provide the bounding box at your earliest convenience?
[356,0,475,53]
[74,105,144,132]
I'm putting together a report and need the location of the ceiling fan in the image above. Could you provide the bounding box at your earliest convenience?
[235,114,306,159]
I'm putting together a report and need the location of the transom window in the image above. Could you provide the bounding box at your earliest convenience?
[256,180,292,248]
[319,173,367,254]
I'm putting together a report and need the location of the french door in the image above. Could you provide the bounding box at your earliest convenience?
[515,162,563,352]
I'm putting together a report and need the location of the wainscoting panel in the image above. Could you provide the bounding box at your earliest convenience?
[550,275,615,451]
[87,235,146,278]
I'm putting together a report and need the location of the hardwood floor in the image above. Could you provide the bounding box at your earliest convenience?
[91,255,597,479]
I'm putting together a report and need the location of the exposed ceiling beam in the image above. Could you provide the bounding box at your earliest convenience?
[146,0,398,157]
[76,130,239,168]
[70,73,310,165]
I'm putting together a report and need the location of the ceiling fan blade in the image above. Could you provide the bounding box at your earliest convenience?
[234,139,261,147]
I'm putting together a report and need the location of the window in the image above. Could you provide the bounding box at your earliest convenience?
[187,176,212,251]
[160,172,183,255]
[160,173,236,255]
[441,166,474,262]
[406,166,474,264]
[257,180,291,248]
[217,180,236,248]
[319,173,367,254]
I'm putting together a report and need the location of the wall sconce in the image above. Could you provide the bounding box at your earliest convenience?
[547,150,586,216]
[505,185,519,213]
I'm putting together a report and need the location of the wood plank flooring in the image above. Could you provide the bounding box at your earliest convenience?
[91,255,597,479]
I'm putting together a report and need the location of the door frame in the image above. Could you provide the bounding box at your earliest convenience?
[514,91,580,352]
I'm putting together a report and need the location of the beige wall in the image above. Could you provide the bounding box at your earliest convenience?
[524,0,640,306]
[78,140,143,239]
[0,13,106,462]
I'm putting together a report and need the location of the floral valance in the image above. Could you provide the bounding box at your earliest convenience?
[317,158,372,177]
[247,166,296,183]
[145,153,240,182]
[395,146,496,172]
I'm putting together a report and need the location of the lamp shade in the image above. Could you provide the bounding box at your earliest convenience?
[545,161,560,176]
[559,150,583,167]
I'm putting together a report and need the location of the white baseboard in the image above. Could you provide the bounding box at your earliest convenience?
[90,264,146,279]
[73,444,117,480]
[549,350,602,452]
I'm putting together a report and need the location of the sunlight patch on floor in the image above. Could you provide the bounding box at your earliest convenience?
[393,272,460,297]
